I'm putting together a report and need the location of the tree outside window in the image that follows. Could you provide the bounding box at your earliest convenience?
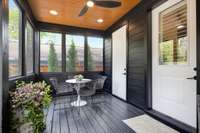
[40,32,62,72]
[66,35,84,72]
[66,39,77,72]
[87,37,103,71]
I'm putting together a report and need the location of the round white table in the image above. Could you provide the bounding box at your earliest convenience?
[66,78,92,107]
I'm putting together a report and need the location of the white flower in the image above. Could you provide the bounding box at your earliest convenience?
[40,92,44,96]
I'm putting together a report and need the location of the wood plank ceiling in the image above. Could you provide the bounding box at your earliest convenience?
[28,0,141,30]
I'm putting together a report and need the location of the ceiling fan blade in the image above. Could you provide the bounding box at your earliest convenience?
[79,5,89,16]
[94,0,121,8]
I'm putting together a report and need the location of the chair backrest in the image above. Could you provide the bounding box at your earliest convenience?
[97,76,107,89]
[67,75,74,79]
[49,77,58,87]
[88,80,98,92]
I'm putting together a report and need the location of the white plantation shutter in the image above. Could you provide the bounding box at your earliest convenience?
[159,0,187,65]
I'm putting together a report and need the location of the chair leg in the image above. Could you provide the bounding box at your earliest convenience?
[90,96,92,105]
[69,95,71,106]
[70,94,74,110]
[104,91,106,102]
[91,95,94,104]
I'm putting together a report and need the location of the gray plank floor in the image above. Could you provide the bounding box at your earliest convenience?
[43,94,144,133]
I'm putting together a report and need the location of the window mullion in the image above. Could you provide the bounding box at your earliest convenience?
[21,10,26,76]
[62,33,66,72]
[84,35,88,71]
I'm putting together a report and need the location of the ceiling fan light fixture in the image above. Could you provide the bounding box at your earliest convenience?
[87,0,94,7]
[49,10,58,15]
[177,25,185,29]
[97,18,103,23]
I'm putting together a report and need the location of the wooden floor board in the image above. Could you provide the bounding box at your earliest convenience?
[52,110,60,133]
[59,106,69,133]
[79,108,97,133]
[66,109,79,133]
[44,93,145,133]
[85,105,114,133]
[98,104,133,133]
[82,107,105,133]
[72,109,88,133]
[99,103,135,133]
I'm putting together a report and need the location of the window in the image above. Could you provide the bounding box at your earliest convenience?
[159,0,187,65]
[25,21,34,74]
[8,0,22,77]
[66,35,84,72]
[87,37,103,71]
[40,32,62,72]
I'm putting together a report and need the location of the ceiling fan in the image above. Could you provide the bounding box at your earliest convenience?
[79,0,122,16]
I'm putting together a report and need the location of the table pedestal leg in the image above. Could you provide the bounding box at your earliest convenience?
[71,95,87,107]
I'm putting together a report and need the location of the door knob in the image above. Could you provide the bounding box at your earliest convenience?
[187,76,197,80]
[122,72,127,75]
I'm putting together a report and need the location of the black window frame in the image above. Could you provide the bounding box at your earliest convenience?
[86,36,104,72]
[25,19,35,75]
[8,0,23,79]
[39,31,63,73]
[39,29,104,74]
[65,33,86,72]
[8,0,37,80]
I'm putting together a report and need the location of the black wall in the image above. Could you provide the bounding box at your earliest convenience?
[196,0,200,132]
[127,11,147,109]
[104,0,166,109]
[104,36,112,93]
[0,0,9,132]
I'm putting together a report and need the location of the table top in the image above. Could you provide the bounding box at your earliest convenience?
[65,78,92,84]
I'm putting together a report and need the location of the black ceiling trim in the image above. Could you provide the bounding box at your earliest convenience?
[37,21,105,37]
[16,0,38,28]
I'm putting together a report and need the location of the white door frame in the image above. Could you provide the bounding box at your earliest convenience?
[152,0,197,128]
[112,25,127,100]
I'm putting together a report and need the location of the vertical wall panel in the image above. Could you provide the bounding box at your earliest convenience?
[127,14,147,109]
[104,36,112,93]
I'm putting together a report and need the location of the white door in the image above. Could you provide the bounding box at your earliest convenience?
[112,25,127,100]
[152,0,196,127]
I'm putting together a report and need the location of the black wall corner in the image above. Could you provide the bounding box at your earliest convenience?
[0,0,9,132]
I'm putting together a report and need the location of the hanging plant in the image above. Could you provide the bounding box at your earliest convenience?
[9,81,52,133]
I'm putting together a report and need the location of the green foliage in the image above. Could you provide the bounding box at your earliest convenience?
[74,74,84,81]
[66,39,77,72]
[40,32,48,39]
[87,45,94,70]
[15,80,26,88]
[41,83,52,108]
[25,103,45,133]
[9,81,52,133]
[48,42,59,72]
[9,111,22,133]
[9,8,19,39]
[160,40,173,64]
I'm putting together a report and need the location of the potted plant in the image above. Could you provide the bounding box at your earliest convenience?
[9,81,52,133]
[74,74,84,81]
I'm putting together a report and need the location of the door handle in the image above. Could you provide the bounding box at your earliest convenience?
[187,76,197,80]
[122,73,126,75]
